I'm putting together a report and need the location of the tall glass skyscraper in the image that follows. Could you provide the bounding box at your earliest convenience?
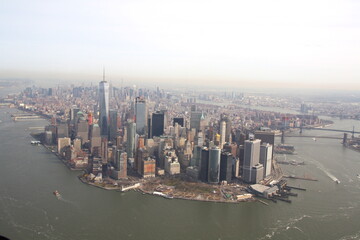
[109,109,118,141]
[151,111,165,137]
[99,79,109,137]
[208,147,221,183]
[135,97,147,135]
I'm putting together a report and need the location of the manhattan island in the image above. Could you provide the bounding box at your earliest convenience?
[11,79,329,204]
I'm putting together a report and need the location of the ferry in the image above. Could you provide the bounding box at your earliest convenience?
[31,140,41,145]
[153,191,173,199]
[53,190,61,198]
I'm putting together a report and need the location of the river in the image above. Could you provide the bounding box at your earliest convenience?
[1,91,360,240]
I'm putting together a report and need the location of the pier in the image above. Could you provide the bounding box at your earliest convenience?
[283,175,318,181]
[120,183,141,192]
[12,113,41,121]
[286,186,307,191]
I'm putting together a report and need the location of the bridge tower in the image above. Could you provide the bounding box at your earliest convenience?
[343,133,348,146]
[281,130,285,144]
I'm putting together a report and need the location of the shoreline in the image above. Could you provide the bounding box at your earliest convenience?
[77,174,258,204]
[22,107,278,205]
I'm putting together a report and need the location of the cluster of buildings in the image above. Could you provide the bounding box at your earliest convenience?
[16,79,322,186]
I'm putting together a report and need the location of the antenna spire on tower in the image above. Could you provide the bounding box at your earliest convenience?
[103,66,106,82]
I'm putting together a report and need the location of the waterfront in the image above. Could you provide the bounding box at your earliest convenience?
[0,106,360,239]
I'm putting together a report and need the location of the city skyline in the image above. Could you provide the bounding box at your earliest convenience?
[1,0,360,90]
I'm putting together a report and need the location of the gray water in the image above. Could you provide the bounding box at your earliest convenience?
[1,98,360,239]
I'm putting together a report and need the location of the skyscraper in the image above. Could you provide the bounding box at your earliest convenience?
[222,115,232,143]
[99,75,109,137]
[135,97,147,136]
[220,152,233,183]
[255,130,275,158]
[190,105,202,132]
[70,107,80,124]
[260,143,273,178]
[126,121,136,158]
[109,110,118,141]
[208,147,221,183]
[243,139,262,183]
[151,111,165,137]
[219,120,226,149]
[76,117,89,144]
[173,117,184,127]
[199,147,209,182]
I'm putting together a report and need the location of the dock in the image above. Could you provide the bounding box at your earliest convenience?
[283,175,318,181]
[286,185,307,191]
[120,183,141,192]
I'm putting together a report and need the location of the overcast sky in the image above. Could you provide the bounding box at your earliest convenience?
[1,0,360,89]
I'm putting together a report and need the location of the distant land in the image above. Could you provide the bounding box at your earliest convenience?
[0,79,33,88]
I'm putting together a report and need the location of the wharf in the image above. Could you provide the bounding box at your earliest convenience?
[286,186,307,191]
[283,175,318,181]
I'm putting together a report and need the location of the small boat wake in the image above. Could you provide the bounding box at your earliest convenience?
[53,191,77,206]
[316,163,340,184]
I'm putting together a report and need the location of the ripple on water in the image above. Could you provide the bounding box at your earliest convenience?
[259,215,312,239]
[0,194,61,240]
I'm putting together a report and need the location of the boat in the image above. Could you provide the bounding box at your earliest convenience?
[275,144,295,154]
[312,138,317,141]
[153,191,173,199]
[53,190,61,197]
[335,179,340,184]
[357,174,360,179]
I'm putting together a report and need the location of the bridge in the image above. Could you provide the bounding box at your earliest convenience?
[298,126,360,134]
[280,126,359,144]
[284,135,342,140]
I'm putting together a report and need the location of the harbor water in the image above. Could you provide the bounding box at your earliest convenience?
[1,96,360,239]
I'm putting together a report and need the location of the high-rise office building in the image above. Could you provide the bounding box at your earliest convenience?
[190,105,202,132]
[135,97,147,136]
[87,112,93,125]
[260,143,273,178]
[173,117,184,127]
[142,158,156,178]
[73,138,82,152]
[195,131,204,147]
[251,164,264,183]
[109,110,118,141]
[126,121,136,158]
[76,118,89,144]
[70,107,80,124]
[220,152,233,183]
[152,111,165,137]
[101,137,108,164]
[190,145,202,167]
[164,156,180,175]
[208,147,221,183]
[243,139,261,183]
[219,120,226,149]
[255,130,275,158]
[111,150,127,179]
[90,124,101,155]
[222,115,232,143]
[223,142,238,158]
[56,123,69,139]
[58,137,71,154]
[99,78,109,137]
[199,147,209,182]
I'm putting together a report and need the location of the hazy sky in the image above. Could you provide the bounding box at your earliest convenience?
[1,0,360,89]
